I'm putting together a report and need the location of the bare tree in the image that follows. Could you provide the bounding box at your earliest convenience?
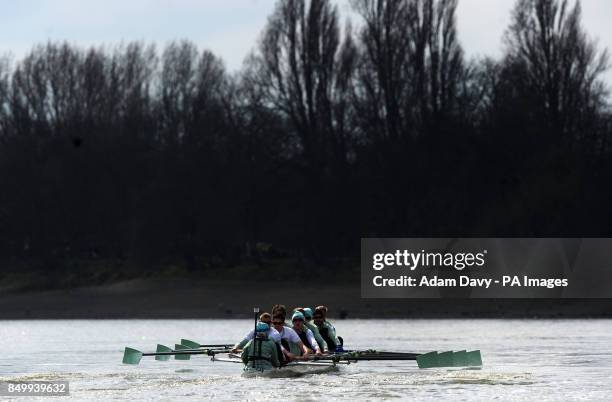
[352,0,464,143]
[505,0,609,143]
[158,41,199,148]
[352,0,413,142]
[416,0,463,125]
[247,0,357,173]
[245,0,358,255]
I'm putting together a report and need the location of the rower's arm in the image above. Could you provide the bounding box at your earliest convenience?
[312,326,328,352]
[328,323,341,345]
[235,329,254,350]
[236,338,249,350]
[240,341,251,364]
[298,340,309,356]
[306,330,319,352]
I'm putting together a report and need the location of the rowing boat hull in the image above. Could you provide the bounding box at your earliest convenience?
[212,355,343,377]
[241,363,340,378]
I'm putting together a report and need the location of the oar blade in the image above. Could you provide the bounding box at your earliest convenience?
[180,339,201,349]
[174,344,191,360]
[452,350,467,367]
[123,347,143,365]
[437,351,454,367]
[416,351,439,369]
[417,350,483,369]
[155,344,173,361]
[466,350,482,367]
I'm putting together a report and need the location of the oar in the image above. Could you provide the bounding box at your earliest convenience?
[340,355,420,361]
[375,350,482,368]
[320,349,483,368]
[323,350,419,359]
[416,350,482,368]
[173,344,193,360]
[173,344,232,361]
[308,353,418,362]
[348,351,421,358]
[180,339,233,349]
[122,345,230,365]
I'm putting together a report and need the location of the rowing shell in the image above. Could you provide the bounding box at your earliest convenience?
[211,354,349,377]
[122,340,483,371]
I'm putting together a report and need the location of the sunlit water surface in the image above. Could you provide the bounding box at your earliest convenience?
[1,319,611,401]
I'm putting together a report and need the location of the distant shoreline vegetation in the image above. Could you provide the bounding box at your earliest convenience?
[0,254,359,292]
[0,0,610,284]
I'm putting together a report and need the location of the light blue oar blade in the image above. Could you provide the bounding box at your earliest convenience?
[174,344,191,360]
[181,339,201,349]
[437,351,454,368]
[416,351,438,369]
[155,344,173,361]
[123,347,143,365]
[466,350,483,367]
[452,350,467,367]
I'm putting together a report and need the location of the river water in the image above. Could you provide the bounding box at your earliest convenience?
[0,319,611,401]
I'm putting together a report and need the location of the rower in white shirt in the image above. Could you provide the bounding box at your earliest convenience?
[271,313,310,361]
[231,313,281,352]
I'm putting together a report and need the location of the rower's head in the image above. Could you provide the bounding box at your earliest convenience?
[315,306,328,319]
[272,304,287,320]
[255,322,269,339]
[315,305,328,316]
[272,313,285,330]
[259,312,272,326]
[291,311,305,330]
[302,307,313,322]
[313,309,325,326]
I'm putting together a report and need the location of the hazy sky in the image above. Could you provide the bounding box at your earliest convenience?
[1,0,610,81]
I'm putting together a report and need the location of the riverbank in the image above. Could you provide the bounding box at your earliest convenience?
[0,277,611,319]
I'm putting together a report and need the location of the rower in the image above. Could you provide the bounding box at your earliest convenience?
[300,307,328,353]
[291,312,323,356]
[240,322,280,371]
[231,312,281,353]
[313,306,343,352]
[271,304,287,324]
[271,313,309,361]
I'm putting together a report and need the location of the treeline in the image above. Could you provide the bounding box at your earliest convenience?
[0,0,610,274]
